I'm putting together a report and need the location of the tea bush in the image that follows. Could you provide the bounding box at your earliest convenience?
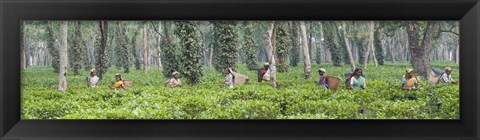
[21,61,459,119]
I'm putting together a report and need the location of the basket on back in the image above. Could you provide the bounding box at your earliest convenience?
[428,68,443,85]
[123,80,133,89]
[326,76,340,91]
[232,72,249,86]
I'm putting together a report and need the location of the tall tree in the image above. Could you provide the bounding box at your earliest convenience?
[363,21,378,69]
[265,21,277,88]
[243,21,257,70]
[374,28,384,65]
[143,22,150,74]
[115,21,130,73]
[213,21,237,71]
[21,21,26,69]
[174,21,204,84]
[46,21,60,73]
[456,45,459,64]
[58,21,68,92]
[95,21,108,80]
[342,21,356,71]
[300,21,312,79]
[288,21,300,67]
[72,21,84,75]
[357,39,366,64]
[307,22,314,61]
[275,21,291,72]
[335,23,350,65]
[130,22,142,70]
[155,22,163,71]
[105,22,116,69]
[369,21,378,67]
[160,21,180,78]
[405,21,438,77]
[315,22,324,65]
[323,22,342,66]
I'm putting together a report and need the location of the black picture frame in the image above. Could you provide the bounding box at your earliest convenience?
[1,0,479,140]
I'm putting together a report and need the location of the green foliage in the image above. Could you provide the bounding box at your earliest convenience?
[160,42,180,78]
[46,21,60,73]
[275,22,292,72]
[335,23,350,65]
[79,21,97,71]
[356,40,366,64]
[174,21,204,84]
[323,22,343,66]
[253,22,269,62]
[21,61,459,119]
[289,22,301,67]
[115,21,131,73]
[129,22,142,71]
[160,22,181,79]
[374,29,385,65]
[72,21,85,75]
[95,21,109,79]
[243,21,257,70]
[212,21,238,71]
[104,22,116,70]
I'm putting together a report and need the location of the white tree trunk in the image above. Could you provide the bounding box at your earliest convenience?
[143,23,148,74]
[147,25,151,70]
[369,21,378,67]
[342,21,356,71]
[456,45,459,64]
[58,21,68,92]
[363,38,371,69]
[299,21,312,79]
[157,22,163,71]
[21,21,26,69]
[209,46,213,68]
[265,21,277,88]
[318,22,324,63]
[390,38,396,63]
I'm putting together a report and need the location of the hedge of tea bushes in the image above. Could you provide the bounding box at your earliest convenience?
[21,61,459,119]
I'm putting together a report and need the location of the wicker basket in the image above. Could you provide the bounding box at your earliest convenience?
[123,80,133,89]
[327,76,340,91]
[428,71,441,85]
[232,72,249,86]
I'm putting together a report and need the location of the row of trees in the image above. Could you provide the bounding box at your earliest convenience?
[21,21,459,91]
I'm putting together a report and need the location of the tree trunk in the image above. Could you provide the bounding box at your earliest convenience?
[342,21,356,70]
[308,22,314,61]
[363,38,371,69]
[369,21,378,67]
[316,22,324,64]
[143,22,149,74]
[21,21,26,69]
[288,21,300,67]
[300,21,312,79]
[131,23,142,70]
[389,37,396,63]
[47,21,60,73]
[406,21,438,78]
[456,45,459,64]
[95,21,108,80]
[72,21,83,75]
[58,21,68,92]
[209,46,213,68]
[157,22,163,71]
[147,25,151,71]
[265,21,277,88]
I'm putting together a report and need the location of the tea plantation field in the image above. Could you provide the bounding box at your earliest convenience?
[21,61,459,119]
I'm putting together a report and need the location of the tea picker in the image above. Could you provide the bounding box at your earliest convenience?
[86,69,99,87]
